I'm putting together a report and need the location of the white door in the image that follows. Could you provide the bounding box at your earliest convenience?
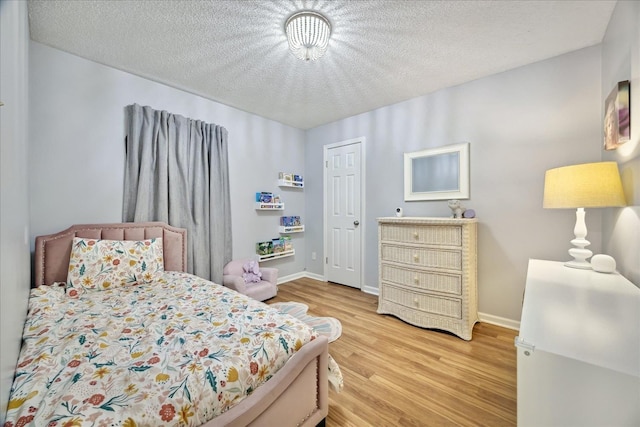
[325,141,362,288]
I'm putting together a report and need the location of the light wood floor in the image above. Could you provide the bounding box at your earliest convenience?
[270,277,518,427]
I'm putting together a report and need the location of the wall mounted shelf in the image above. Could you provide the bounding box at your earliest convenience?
[279,225,304,233]
[258,249,295,262]
[255,202,284,210]
[278,178,304,188]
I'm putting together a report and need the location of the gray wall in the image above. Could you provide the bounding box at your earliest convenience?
[305,46,604,323]
[4,3,637,419]
[0,0,31,420]
[601,0,640,286]
[29,42,307,278]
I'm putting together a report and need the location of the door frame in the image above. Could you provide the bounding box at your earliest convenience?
[323,137,366,288]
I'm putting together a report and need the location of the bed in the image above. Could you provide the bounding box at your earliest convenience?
[6,222,328,426]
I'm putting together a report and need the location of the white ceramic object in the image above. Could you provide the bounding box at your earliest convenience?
[395,207,403,217]
[591,254,616,273]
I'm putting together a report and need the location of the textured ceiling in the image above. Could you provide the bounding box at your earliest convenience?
[28,0,616,130]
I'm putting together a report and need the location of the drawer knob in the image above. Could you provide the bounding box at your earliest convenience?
[413,254,419,262]
[413,232,419,239]
[414,276,419,283]
[414,298,419,306]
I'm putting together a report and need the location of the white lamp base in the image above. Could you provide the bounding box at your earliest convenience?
[565,256,592,269]
[565,208,593,269]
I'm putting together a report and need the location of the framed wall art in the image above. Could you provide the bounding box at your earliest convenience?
[604,80,630,150]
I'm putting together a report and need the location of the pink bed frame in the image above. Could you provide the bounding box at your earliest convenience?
[34,222,328,427]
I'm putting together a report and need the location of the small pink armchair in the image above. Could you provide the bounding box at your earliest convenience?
[222,259,278,301]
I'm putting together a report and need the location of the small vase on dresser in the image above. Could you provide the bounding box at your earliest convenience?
[377,217,478,340]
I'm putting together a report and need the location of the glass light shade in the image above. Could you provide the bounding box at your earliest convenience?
[543,162,626,209]
[285,11,331,61]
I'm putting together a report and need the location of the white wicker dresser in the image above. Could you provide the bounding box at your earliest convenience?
[377,217,478,340]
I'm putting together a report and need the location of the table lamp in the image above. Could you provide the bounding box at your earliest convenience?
[543,161,626,269]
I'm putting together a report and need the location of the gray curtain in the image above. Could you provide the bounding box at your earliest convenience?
[123,103,232,283]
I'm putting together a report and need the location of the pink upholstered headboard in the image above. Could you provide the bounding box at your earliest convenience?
[34,222,187,287]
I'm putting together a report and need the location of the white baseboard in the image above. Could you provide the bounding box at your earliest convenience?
[303,271,325,282]
[478,312,520,331]
[361,285,379,295]
[277,271,307,285]
[278,271,325,285]
[292,271,379,294]
[280,272,520,331]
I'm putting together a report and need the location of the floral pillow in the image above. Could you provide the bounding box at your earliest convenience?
[67,237,164,291]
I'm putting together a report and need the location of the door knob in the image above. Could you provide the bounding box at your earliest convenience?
[354,220,360,226]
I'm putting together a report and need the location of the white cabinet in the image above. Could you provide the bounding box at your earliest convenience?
[377,217,478,340]
[516,259,640,427]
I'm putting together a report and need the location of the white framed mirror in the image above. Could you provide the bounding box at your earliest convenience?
[404,142,470,201]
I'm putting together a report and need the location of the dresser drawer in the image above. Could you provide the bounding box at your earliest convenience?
[381,244,462,270]
[380,224,462,246]
[380,283,462,319]
[381,264,462,295]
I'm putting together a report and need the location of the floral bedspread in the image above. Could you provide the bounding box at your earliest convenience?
[5,272,317,426]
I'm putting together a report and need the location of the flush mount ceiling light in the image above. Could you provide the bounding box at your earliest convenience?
[285,10,331,61]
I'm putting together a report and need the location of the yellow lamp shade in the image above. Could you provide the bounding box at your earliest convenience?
[543,162,626,209]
